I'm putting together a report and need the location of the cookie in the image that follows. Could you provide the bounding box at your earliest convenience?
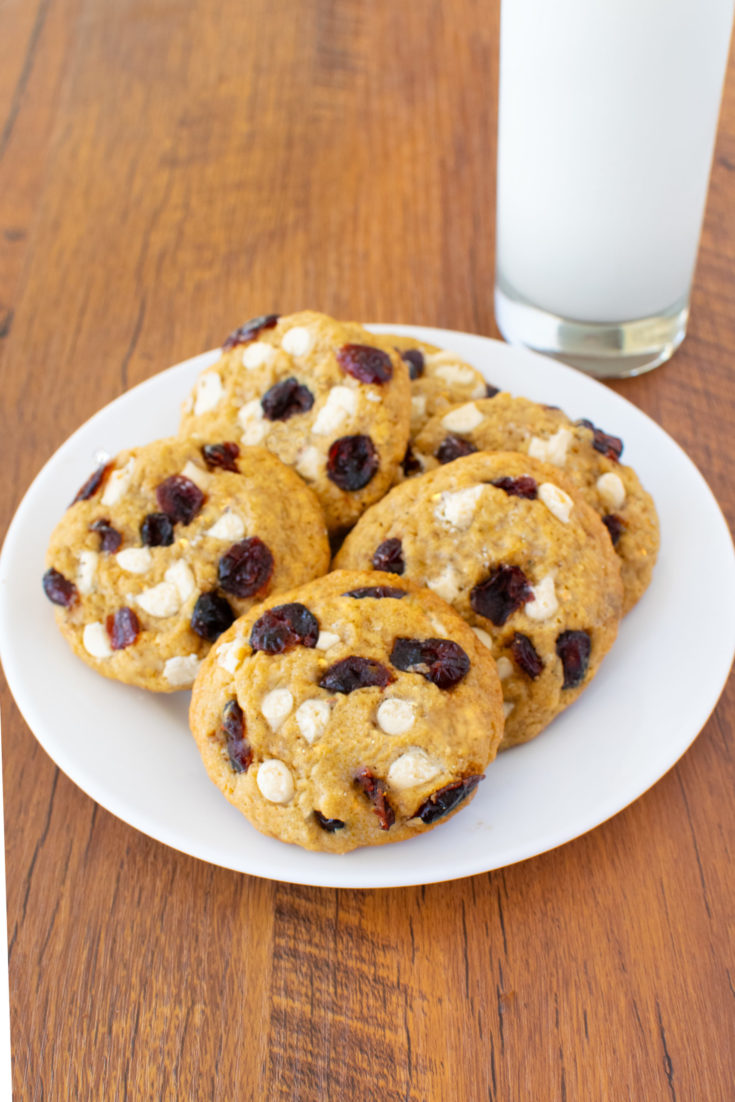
[179,311,412,533]
[189,570,504,852]
[390,335,491,439]
[43,438,330,691]
[411,393,659,613]
[334,452,624,749]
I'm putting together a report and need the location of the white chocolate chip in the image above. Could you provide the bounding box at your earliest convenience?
[83,621,112,659]
[526,574,558,621]
[377,698,416,736]
[528,427,573,467]
[136,581,181,618]
[181,460,212,492]
[256,760,295,803]
[165,560,196,603]
[206,511,245,541]
[316,630,341,651]
[261,688,294,731]
[441,402,483,434]
[387,749,442,791]
[426,564,461,604]
[242,341,274,369]
[281,326,314,357]
[193,372,224,416]
[496,656,513,680]
[472,626,493,650]
[411,394,427,420]
[503,701,515,719]
[470,382,487,399]
[295,699,331,744]
[101,458,135,507]
[366,391,381,403]
[117,547,153,574]
[76,550,99,595]
[216,638,245,673]
[237,399,269,445]
[434,363,477,386]
[296,445,322,481]
[435,485,484,531]
[539,482,574,523]
[312,386,357,436]
[596,471,626,510]
[163,654,201,687]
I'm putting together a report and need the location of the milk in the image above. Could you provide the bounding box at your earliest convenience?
[496,0,735,324]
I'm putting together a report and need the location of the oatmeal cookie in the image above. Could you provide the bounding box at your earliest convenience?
[180,311,412,533]
[189,570,504,852]
[334,452,624,748]
[43,437,330,691]
[411,393,659,612]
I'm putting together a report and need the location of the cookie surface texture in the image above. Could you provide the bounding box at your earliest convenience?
[180,311,412,533]
[390,335,490,439]
[412,393,659,613]
[43,438,330,691]
[189,570,504,852]
[334,452,624,748]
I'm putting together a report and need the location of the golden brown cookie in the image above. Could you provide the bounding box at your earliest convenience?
[179,311,412,533]
[390,335,491,439]
[43,438,330,691]
[334,453,624,748]
[189,570,504,852]
[411,393,659,613]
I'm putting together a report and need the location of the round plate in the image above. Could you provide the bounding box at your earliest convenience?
[1,328,733,888]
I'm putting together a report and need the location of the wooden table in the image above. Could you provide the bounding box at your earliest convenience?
[2,1,733,1097]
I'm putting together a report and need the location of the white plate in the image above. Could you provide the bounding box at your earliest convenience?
[1,328,733,889]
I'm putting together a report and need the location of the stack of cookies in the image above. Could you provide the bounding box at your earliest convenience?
[42,311,659,852]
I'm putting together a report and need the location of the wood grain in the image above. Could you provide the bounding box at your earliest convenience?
[1,0,733,1098]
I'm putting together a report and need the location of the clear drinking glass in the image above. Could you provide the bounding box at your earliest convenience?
[495,0,735,378]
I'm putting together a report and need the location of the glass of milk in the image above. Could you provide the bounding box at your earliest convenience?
[495,0,735,378]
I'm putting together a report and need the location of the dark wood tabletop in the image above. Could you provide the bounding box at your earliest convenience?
[2,1,734,1098]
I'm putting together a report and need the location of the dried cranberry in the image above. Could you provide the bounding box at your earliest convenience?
[398,348,424,380]
[89,518,122,553]
[401,446,422,477]
[485,383,500,398]
[372,537,405,575]
[342,586,407,600]
[106,607,140,650]
[261,377,315,421]
[390,637,470,690]
[602,514,624,547]
[250,603,319,653]
[190,592,235,641]
[71,462,112,505]
[556,630,591,689]
[576,418,623,461]
[491,476,538,500]
[221,699,252,773]
[42,568,78,608]
[314,810,345,832]
[435,435,478,465]
[319,657,394,694]
[156,475,205,525]
[470,565,534,626]
[217,537,274,598]
[327,435,379,491]
[201,442,240,472]
[414,775,484,824]
[222,314,279,349]
[337,344,393,385]
[510,633,543,679]
[354,767,395,830]
[140,512,175,547]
